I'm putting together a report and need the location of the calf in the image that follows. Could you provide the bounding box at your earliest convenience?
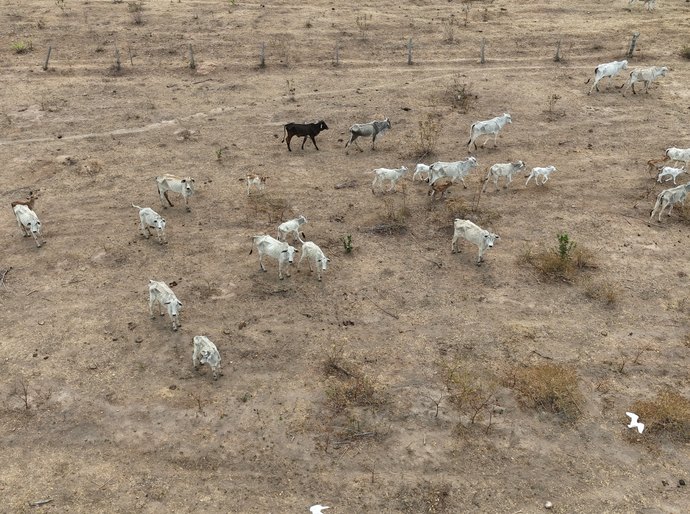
[412,163,431,182]
[482,160,526,192]
[657,166,686,185]
[10,190,39,210]
[650,182,690,222]
[192,336,222,380]
[525,165,557,186]
[156,174,195,211]
[277,215,307,243]
[428,180,453,200]
[281,121,329,152]
[12,204,43,248]
[628,0,656,11]
[250,235,298,280]
[622,66,668,96]
[345,118,391,151]
[585,60,628,95]
[245,174,267,195]
[132,204,166,244]
[665,147,690,169]
[451,218,499,265]
[148,280,182,331]
[467,113,512,151]
[297,241,329,281]
[371,166,409,193]
[428,157,478,188]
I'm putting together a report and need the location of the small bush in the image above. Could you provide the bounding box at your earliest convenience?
[445,79,477,113]
[441,17,456,44]
[324,352,385,413]
[247,193,292,223]
[631,389,690,441]
[414,113,442,160]
[11,41,32,54]
[681,46,690,60]
[508,363,582,421]
[442,361,497,426]
[342,234,353,254]
[355,13,372,39]
[520,233,595,282]
[582,279,618,306]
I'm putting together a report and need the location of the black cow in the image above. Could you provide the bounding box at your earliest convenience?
[281,121,329,152]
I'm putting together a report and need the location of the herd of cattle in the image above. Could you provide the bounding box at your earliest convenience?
[8,52,689,381]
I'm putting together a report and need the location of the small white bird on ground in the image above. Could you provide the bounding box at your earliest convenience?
[626,412,645,433]
[310,505,330,514]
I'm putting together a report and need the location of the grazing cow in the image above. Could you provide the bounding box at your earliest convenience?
[428,180,453,200]
[297,241,330,281]
[12,204,43,248]
[250,235,298,280]
[156,174,195,211]
[148,280,182,331]
[629,0,656,11]
[451,219,499,265]
[345,118,391,151]
[281,121,329,152]
[622,66,668,96]
[132,204,166,244]
[657,166,686,185]
[650,182,690,222]
[525,165,557,186]
[467,113,512,151]
[482,161,526,192]
[277,215,308,243]
[428,157,478,188]
[371,166,409,193]
[412,163,432,182]
[192,336,222,380]
[585,60,628,94]
[665,147,690,169]
[10,190,39,210]
[245,174,267,195]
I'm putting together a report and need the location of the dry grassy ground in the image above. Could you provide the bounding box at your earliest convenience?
[1,1,690,512]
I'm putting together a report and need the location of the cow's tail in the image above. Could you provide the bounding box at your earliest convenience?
[132,203,143,210]
[281,125,287,143]
[584,77,591,84]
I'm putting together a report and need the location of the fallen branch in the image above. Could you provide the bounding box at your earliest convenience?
[531,350,553,360]
[363,294,399,319]
[0,266,11,287]
[29,499,53,507]
[26,290,38,296]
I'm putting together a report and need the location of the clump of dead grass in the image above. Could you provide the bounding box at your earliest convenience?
[631,389,690,441]
[412,113,442,160]
[582,278,618,306]
[398,481,452,513]
[323,350,386,413]
[444,78,477,113]
[442,361,498,427]
[519,233,595,282]
[507,363,582,422]
[246,193,292,223]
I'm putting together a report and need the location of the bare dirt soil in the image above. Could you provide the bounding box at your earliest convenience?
[1,1,690,512]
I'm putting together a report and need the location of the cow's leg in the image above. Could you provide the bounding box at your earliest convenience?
[460,177,468,189]
[297,252,305,272]
[505,175,512,189]
[309,135,319,151]
[345,133,357,148]
[372,176,378,194]
[193,347,200,370]
[301,136,308,150]
[387,179,396,192]
[149,296,156,319]
[163,191,174,207]
[371,133,377,150]
[258,253,266,272]
[451,234,459,253]
[286,134,293,151]
[184,195,191,212]
[31,231,41,248]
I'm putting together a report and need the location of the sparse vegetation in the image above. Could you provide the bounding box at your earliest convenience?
[442,361,498,428]
[682,46,690,60]
[508,363,583,421]
[399,481,452,513]
[414,113,441,160]
[520,232,595,281]
[632,389,690,441]
[128,1,143,24]
[342,234,353,254]
[445,79,477,113]
[545,93,565,120]
[11,40,32,54]
[55,0,66,12]
[247,193,292,223]
[441,16,456,44]
[285,79,296,102]
[323,350,386,413]
[582,279,618,306]
[355,13,372,39]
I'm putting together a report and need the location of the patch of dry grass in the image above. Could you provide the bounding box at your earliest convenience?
[631,389,690,441]
[442,361,498,426]
[508,363,582,421]
[519,233,596,282]
[246,193,293,223]
[398,481,452,513]
[323,352,386,413]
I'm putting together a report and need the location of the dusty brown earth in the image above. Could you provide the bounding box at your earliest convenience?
[2,0,690,512]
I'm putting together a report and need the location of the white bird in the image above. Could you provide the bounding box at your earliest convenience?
[626,412,645,434]
[310,505,330,514]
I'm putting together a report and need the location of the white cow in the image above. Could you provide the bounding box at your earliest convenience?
[665,147,690,169]
[412,163,432,182]
[245,174,267,195]
[428,157,478,187]
[250,235,298,280]
[345,118,391,151]
[482,161,526,192]
[622,66,668,96]
[525,165,557,186]
[585,60,628,94]
[467,113,512,151]
[148,280,182,331]
[451,219,499,265]
[657,166,686,185]
[371,166,409,193]
[297,241,330,281]
[132,204,166,244]
[12,204,43,248]
[156,174,196,211]
[629,0,656,11]
[650,182,690,222]
[192,336,222,380]
[277,215,307,242]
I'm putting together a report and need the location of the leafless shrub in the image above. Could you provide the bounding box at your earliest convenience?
[442,361,498,427]
[441,17,456,44]
[519,233,595,282]
[445,79,477,113]
[631,389,690,441]
[324,350,386,413]
[9,377,31,410]
[414,113,442,160]
[508,363,582,421]
[355,13,372,39]
[246,193,293,223]
[582,279,618,306]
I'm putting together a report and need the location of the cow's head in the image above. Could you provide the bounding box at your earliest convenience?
[514,160,525,170]
[318,255,330,271]
[319,121,329,131]
[384,118,392,129]
[181,178,195,194]
[200,349,221,368]
[483,232,500,248]
[154,217,166,231]
[659,67,669,77]
[503,113,512,124]
[297,215,307,225]
[621,60,629,70]
[467,156,478,167]
[29,217,42,235]
[165,299,183,319]
[282,245,297,263]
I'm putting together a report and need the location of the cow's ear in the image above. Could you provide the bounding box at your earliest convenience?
[164,301,171,305]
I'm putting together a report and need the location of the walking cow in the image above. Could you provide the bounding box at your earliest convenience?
[345,118,391,151]
[281,121,329,152]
